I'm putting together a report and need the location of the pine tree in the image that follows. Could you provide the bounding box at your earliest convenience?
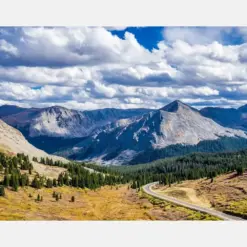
[0,186,5,197]
[58,173,64,186]
[52,191,56,198]
[64,173,69,186]
[3,175,10,187]
[32,176,41,189]
[236,166,244,176]
[12,174,19,191]
[53,179,57,187]
[46,178,53,188]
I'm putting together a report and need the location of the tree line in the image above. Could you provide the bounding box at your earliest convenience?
[2,148,247,195]
[112,149,247,188]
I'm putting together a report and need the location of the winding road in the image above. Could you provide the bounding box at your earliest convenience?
[142,182,244,221]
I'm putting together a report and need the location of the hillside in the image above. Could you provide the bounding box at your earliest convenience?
[0,185,219,220]
[0,119,68,178]
[152,171,247,219]
[200,104,247,130]
[0,119,67,162]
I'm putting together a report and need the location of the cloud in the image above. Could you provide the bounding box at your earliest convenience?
[163,27,231,45]
[0,27,247,110]
[0,39,19,56]
[0,27,157,67]
[0,66,100,86]
[104,26,128,31]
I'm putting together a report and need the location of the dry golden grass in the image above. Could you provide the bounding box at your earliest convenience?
[32,162,66,179]
[0,185,219,220]
[154,171,247,218]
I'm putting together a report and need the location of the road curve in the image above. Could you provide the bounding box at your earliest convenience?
[142,182,244,221]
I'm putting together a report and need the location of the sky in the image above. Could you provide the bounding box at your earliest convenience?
[1,26,247,110]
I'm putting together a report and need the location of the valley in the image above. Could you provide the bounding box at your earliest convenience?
[1,100,247,221]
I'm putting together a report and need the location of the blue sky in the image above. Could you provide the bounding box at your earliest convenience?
[110,27,246,49]
[1,26,247,110]
[110,27,164,51]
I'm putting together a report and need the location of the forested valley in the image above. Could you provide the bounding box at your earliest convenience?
[1,148,247,197]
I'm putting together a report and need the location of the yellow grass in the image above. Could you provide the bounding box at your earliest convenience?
[154,171,247,218]
[0,185,219,220]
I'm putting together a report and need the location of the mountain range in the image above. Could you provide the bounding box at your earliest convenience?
[1,100,247,165]
[0,105,149,153]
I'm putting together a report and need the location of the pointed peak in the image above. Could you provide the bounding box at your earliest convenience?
[160,100,198,113]
[161,100,185,112]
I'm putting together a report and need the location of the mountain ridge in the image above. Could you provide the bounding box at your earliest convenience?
[0,105,150,139]
[57,100,247,165]
[2,100,247,165]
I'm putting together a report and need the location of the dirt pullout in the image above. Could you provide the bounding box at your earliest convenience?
[155,186,211,208]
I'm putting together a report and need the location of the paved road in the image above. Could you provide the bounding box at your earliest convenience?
[142,182,244,221]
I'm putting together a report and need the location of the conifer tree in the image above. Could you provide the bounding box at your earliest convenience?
[0,186,5,197]
[46,178,53,188]
[3,175,10,187]
[37,194,40,202]
[53,178,57,187]
[12,174,19,191]
[236,166,244,175]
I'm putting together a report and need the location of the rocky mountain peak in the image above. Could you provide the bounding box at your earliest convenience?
[160,100,198,113]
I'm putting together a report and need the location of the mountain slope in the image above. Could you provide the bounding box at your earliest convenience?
[0,119,67,163]
[200,104,247,130]
[0,105,27,117]
[59,100,247,164]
